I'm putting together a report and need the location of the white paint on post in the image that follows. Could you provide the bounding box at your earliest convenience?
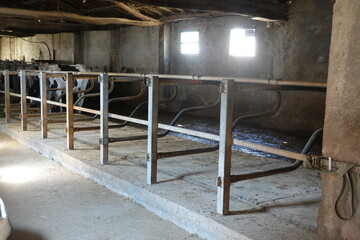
[217,79,234,215]
[20,70,27,131]
[39,72,48,139]
[147,76,159,185]
[4,70,10,123]
[100,73,109,164]
[66,73,74,150]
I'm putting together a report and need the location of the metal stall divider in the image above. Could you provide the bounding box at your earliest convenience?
[146,76,159,185]
[19,70,27,131]
[100,73,109,164]
[66,73,74,150]
[217,79,234,215]
[4,70,10,123]
[39,72,48,139]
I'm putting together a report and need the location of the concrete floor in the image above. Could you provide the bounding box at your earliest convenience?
[0,116,322,239]
[0,133,199,240]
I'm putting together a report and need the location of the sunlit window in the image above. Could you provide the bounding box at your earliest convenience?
[229,29,256,57]
[181,31,199,54]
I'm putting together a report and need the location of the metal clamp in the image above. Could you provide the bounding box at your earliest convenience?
[99,137,108,145]
[304,155,331,170]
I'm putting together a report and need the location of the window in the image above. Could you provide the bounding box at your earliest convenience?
[229,29,256,57]
[181,31,199,54]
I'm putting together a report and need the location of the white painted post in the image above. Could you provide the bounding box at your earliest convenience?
[100,73,109,164]
[147,76,159,185]
[20,70,27,131]
[4,70,10,123]
[39,72,48,139]
[217,79,234,215]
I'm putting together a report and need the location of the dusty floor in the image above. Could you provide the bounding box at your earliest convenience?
[0,133,199,240]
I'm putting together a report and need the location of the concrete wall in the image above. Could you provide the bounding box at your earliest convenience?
[119,26,160,73]
[82,31,112,72]
[272,0,334,132]
[0,33,75,63]
[318,0,360,238]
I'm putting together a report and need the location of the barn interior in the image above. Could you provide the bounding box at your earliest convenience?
[0,0,359,239]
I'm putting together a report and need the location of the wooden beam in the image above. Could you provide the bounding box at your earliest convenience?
[102,0,158,21]
[0,17,123,34]
[0,7,161,26]
[126,0,288,20]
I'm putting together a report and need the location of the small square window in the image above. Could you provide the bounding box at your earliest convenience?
[181,31,199,55]
[229,29,256,57]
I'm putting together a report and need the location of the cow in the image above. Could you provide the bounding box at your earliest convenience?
[27,63,90,112]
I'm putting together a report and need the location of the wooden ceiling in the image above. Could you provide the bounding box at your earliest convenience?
[0,0,290,36]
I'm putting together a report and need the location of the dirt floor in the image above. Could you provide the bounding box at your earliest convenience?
[0,133,199,240]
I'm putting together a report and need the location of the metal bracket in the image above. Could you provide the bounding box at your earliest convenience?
[217,176,222,187]
[99,137,109,145]
[220,82,226,93]
[305,155,328,169]
[145,78,152,87]
[145,153,157,162]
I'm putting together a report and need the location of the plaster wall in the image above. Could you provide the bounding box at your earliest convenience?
[82,31,112,72]
[0,33,74,63]
[119,26,160,73]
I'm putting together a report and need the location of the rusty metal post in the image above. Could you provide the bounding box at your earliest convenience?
[217,79,234,215]
[100,73,109,164]
[39,72,48,139]
[19,70,27,131]
[4,70,10,123]
[66,73,74,150]
[147,76,159,185]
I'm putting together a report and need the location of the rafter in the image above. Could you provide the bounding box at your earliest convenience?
[101,0,158,22]
[125,0,288,20]
[0,7,161,26]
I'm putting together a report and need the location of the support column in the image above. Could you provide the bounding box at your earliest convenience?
[39,72,48,139]
[99,73,109,164]
[318,1,360,239]
[4,70,10,123]
[20,70,27,131]
[217,79,234,215]
[66,73,74,150]
[147,76,159,185]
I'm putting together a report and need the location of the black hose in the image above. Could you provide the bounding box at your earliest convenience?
[109,89,221,143]
[230,128,323,183]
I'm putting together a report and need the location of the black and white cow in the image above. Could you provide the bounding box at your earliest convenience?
[27,63,90,111]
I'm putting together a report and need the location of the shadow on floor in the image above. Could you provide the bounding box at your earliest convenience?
[9,229,46,240]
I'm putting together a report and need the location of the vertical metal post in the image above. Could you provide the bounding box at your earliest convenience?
[39,72,48,139]
[66,73,74,150]
[146,76,159,185]
[20,70,27,131]
[4,70,10,123]
[217,79,234,215]
[99,73,109,164]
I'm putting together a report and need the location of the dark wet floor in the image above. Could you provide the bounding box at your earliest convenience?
[115,109,323,163]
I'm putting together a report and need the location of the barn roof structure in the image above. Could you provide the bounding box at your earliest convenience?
[0,0,289,36]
